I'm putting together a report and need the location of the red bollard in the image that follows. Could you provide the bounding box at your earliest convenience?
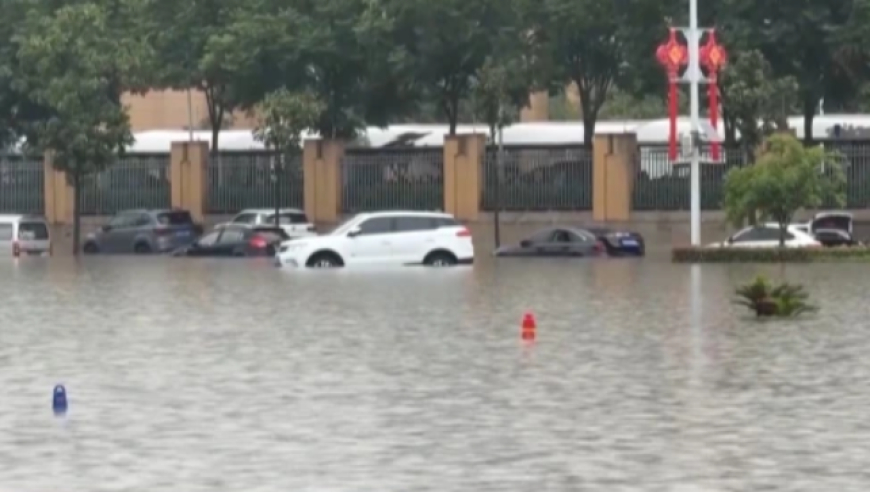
[521,312,536,341]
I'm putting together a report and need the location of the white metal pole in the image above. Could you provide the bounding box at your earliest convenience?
[688,0,701,246]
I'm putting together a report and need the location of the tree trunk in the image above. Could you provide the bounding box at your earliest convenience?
[205,86,224,184]
[577,81,604,148]
[802,95,816,145]
[72,171,80,256]
[445,97,459,135]
[778,221,787,247]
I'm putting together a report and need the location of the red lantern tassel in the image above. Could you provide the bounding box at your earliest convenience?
[709,80,719,160]
[668,79,677,160]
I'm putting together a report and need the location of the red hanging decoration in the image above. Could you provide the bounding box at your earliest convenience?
[656,29,688,160]
[699,30,727,161]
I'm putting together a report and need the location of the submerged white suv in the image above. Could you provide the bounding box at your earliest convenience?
[275,211,474,268]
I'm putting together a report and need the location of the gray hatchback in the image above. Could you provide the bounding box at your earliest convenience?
[83,209,202,254]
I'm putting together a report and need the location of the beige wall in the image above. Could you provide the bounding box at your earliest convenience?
[128,85,578,130]
[518,84,581,123]
[123,90,257,131]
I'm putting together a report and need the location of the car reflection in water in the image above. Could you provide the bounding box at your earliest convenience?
[494,226,645,257]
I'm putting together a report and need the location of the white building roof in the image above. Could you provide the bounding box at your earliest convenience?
[125,114,870,152]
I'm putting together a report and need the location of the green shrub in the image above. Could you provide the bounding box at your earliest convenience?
[672,246,870,263]
[734,275,816,317]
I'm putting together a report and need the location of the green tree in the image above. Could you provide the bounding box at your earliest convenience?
[15,1,142,254]
[209,0,416,138]
[252,89,323,225]
[472,56,531,140]
[377,0,526,134]
[145,0,245,153]
[0,0,55,149]
[719,0,869,142]
[528,0,669,144]
[718,50,798,160]
[723,134,845,246]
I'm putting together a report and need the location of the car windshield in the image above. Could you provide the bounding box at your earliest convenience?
[330,216,362,235]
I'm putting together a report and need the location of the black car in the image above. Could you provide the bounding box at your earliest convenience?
[794,212,858,247]
[586,227,645,256]
[494,227,606,257]
[172,225,289,257]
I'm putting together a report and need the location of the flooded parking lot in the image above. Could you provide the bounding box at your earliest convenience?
[1,253,870,491]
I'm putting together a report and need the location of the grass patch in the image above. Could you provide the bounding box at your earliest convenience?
[672,246,870,263]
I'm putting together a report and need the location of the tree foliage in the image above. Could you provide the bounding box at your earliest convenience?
[471,56,531,140]
[723,134,845,246]
[718,0,870,142]
[15,0,144,254]
[375,0,527,134]
[253,89,323,154]
[528,0,672,143]
[718,50,798,158]
[145,0,246,151]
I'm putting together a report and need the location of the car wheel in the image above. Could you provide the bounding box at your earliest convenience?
[133,242,152,254]
[306,252,342,268]
[83,242,99,254]
[424,251,457,267]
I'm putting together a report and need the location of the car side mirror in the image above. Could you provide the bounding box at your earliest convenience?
[520,239,531,247]
[347,227,361,238]
[726,235,734,243]
[101,225,112,232]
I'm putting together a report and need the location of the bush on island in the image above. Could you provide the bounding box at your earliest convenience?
[672,245,870,263]
[734,275,816,317]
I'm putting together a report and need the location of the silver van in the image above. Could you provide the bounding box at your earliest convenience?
[0,214,52,257]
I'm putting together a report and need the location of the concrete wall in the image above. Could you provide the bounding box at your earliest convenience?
[123,90,258,131]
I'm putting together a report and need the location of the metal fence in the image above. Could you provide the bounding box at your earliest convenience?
[206,151,304,214]
[80,153,171,215]
[341,148,443,212]
[481,145,593,210]
[0,154,44,215]
[823,140,870,208]
[632,145,748,210]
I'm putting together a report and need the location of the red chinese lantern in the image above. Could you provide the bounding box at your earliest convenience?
[656,28,688,160]
[699,30,727,160]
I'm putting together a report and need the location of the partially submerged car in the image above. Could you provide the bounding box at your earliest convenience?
[494,226,644,257]
[792,211,858,247]
[708,223,820,248]
[586,227,645,256]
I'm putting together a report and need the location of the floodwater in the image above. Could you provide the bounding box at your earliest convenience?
[1,250,870,491]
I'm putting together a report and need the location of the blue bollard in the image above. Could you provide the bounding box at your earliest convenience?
[52,385,67,415]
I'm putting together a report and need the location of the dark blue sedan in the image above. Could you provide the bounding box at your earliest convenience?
[586,227,645,256]
[494,226,644,257]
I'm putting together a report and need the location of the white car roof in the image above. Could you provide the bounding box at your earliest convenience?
[238,208,305,214]
[353,210,455,219]
[0,214,45,222]
[756,223,804,230]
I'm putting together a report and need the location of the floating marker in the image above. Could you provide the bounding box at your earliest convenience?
[521,312,536,341]
[52,385,67,415]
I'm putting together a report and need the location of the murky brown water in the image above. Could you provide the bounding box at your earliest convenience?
[1,252,869,491]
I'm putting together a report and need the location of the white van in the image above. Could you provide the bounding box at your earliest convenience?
[0,214,52,257]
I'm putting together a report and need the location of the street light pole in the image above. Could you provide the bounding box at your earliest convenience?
[494,105,504,248]
[688,0,701,246]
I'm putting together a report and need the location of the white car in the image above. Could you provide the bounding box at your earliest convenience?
[275,211,474,268]
[708,223,821,248]
[216,208,316,239]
